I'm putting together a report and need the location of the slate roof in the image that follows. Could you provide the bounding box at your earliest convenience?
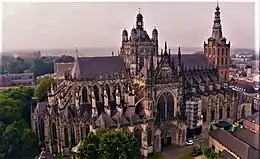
[95,112,116,126]
[209,129,249,159]
[219,150,237,159]
[233,81,258,94]
[232,128,260,150]
[72,56,126,79]
[171,53,211,69]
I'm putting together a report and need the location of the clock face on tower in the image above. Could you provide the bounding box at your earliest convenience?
[209,42,213,47]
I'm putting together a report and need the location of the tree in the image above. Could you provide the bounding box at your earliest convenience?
[204,147,223,159]
[35,77,53,102]
[54,55,75,63]
[77,129,141,159]
[0,87,40,158]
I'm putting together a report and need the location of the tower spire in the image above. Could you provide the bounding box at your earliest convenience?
[212,0,222,40]
[138,8,140,14]
[76,48,79,58]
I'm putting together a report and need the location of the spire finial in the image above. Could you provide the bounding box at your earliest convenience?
[217,0,219,7]
[138,8,140,14]
[178,46,181,59]
[164,42,167,53]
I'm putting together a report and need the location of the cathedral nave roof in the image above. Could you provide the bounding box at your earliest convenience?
[71,56,127,79]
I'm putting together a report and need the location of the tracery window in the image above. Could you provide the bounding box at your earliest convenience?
[202,110,207,122]
[157,92,174,121]
[64,126,69,146]
[219,107,223,119]
[147,127,153,146]
[227,107,230,118]
[93,85,100,102]
[80,126,84,139]
[70,126,76,148]
[51,123,57,144]
[211,110,215,121]
[82,86,88,103]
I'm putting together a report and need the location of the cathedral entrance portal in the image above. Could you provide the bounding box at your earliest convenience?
[160,122,177,149]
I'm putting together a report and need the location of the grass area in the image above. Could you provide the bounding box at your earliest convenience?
[179,153,193,159]
[148,154,166,159]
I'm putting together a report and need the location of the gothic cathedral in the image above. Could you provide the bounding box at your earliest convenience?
[31,3,241,159]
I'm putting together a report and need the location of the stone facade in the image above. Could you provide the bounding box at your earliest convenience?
[31,4,244,158]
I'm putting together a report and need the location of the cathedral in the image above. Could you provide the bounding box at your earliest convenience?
[31,3,243,158]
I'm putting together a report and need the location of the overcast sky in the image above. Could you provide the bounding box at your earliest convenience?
[2,2,256,52]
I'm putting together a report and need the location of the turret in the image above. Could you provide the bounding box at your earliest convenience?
[152,27,158,41]
[122,29,128,42]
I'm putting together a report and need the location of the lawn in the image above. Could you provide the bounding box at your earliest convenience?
[148,154,166,159]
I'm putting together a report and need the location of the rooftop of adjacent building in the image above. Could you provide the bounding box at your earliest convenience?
[209,128,260,159]
[244,112,260,125]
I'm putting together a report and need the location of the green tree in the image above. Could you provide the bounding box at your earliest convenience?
[77,129,141,159]
[0,87,40,158]
[35,77,53,102]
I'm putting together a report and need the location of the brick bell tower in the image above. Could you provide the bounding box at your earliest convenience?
[204,1,230,80]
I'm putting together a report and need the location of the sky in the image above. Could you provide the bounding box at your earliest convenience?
[2,2,256,52]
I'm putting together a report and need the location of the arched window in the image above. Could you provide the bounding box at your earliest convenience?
[39,119,45,143]
[82,86,88,103]
[51,123,57,144]
[147,127,153,146]
[157,95,166,120]
[70,126,76,148]
[166,92,174,118]
[105,84,111,101]
[64,126,69,146]
[93,85,100,102]
[227,107,230,118]
[86,124,90,136]
[202,110,207,122]
[211,110,215,121]
[219,107,223,119]
[134,128,142,148]
[80,126,84,139]
[157,92,174,121]
[222,48,225,56]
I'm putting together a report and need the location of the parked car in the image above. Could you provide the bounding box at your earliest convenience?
[186,138,194,146]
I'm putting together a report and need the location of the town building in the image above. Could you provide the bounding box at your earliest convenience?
[209,128,260,159]
[31,3,247,158]
[0,73,35,87]
[242,112,260,134]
